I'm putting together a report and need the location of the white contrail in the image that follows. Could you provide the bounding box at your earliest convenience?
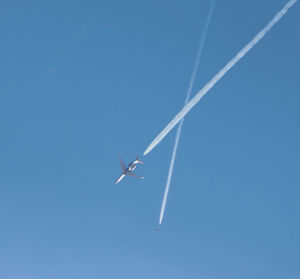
[159,0,216,225]
[144,0,297,156]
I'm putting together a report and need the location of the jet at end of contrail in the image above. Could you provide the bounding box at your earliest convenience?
[144,0,297,156]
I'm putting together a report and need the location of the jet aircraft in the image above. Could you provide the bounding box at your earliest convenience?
[115,155,144,184]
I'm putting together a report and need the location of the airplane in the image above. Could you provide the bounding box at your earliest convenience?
[115,155,144,184]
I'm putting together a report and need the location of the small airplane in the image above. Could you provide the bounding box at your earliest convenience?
[115,155,144,184]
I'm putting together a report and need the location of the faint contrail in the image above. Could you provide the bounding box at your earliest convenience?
[144,0,297,156]
[159,0,216,226]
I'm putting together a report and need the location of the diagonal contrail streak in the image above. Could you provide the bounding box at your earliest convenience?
[159,0,216,225]
[144,0,297,157]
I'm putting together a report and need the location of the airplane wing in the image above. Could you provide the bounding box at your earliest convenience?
[118,156,126,172]
[127,171,144,180]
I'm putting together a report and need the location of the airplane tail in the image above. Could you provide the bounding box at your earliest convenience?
[135,155,144,164]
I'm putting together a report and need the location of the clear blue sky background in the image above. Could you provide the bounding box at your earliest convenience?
[0,0,299,278]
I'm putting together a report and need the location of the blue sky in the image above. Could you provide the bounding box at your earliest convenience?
[0,0,299,278]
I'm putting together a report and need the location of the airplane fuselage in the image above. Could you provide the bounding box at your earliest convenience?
[127,162,137,172]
